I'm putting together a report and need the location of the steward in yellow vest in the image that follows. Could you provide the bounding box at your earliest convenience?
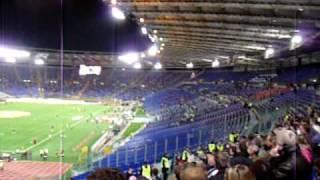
[208,141,216,153]
[217,143,224,152]
[161,153,170,180]
[182,148,190,161]
[141,162,151,179]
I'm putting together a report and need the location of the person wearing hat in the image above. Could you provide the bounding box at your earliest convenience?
[161,153,170,180]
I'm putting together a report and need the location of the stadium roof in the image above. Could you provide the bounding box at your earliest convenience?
[1,0,320,69]
[114,0,320,68]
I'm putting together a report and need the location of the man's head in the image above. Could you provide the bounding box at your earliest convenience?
[87,168,126,180]
[179,164,208,180]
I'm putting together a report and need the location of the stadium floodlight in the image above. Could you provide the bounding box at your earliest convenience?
[264,47,274,59]
[148,45,158,56]
[140,53,146,58]
[118,52,139,64]
[133,62,142,69]
[161,43,165,47]
[212,59,220,68]
[246,45,266,51]
[139,18,144,23]
[0,47,30,58]
[141,27,148,35]
[153,30,158,34]
[154,62,162,70]
[186,62,194,69]
[5,57,16,63]
[111,0,117,5]
[34,58,45,65]
[111,6,125,20]
[290,34,303,50]
[159,37,163,41]
[79,64,102,76]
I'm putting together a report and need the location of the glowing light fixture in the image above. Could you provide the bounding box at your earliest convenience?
[133,62,142,69]
[186,62,194,69]
[211,59,220,68]
[290,34,303,50]
[154,62,162,70]
[0,47,30,58]
[139,18,144,23]
[111,0,117,5]
[34,58,45,65]
[111,6,125,20]
[141,27,148,35]
[5,57,16,63]
[148,45,158,56]
[118,52,139,64]
[264,47,274,59]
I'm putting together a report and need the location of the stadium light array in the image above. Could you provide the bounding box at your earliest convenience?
[34,58,45,65]
[141,27,148,35]
[264,47,274,59]
[186,62,194,69]
[0,47,30,58]
[111,6,125,20]
[118,52,139,64]
[148,45,158,57]
[212,59,220,68]
[154,62,162,70]
[5,57,16,63]
[133,62,142,69]
[290,34,303,50]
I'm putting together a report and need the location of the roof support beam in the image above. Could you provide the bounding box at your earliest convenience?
[120,1,320,11]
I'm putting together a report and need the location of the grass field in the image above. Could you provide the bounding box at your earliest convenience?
[122,123,144,139]
[0,102,112,163]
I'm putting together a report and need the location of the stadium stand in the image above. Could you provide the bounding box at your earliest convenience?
[1,0,320,179]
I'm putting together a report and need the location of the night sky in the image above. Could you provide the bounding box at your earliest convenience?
[0,0,151,52]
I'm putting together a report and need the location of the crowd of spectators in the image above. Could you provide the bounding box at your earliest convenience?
[87,106,319,180]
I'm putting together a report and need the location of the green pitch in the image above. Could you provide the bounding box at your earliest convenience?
[0,102,112,163]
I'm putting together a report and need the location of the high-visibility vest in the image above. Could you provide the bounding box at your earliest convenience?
[142,165,151,179]
[217,144,224,152]
[182,150,189,161]
[161,157,170,169]
[229,134,235,143]
[208,144,216,152]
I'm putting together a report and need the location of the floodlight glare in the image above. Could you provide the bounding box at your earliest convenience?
[0,47,30,58]
[212,59,220,68]
[118,52,139,64]
[139,18,144,23]
[34,58,45,65]
[265,47,274,59]
[111,6,125,20]
[5,57,16,63]
[154,62,162,70]
[111,0,117,5]
[186,62,194,69]
[290,34,303,50]
[148,45,158,56]
[133,62,142,69]
[141,27,148,35]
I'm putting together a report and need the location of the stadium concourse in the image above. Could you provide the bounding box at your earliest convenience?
[0,0,320,180]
